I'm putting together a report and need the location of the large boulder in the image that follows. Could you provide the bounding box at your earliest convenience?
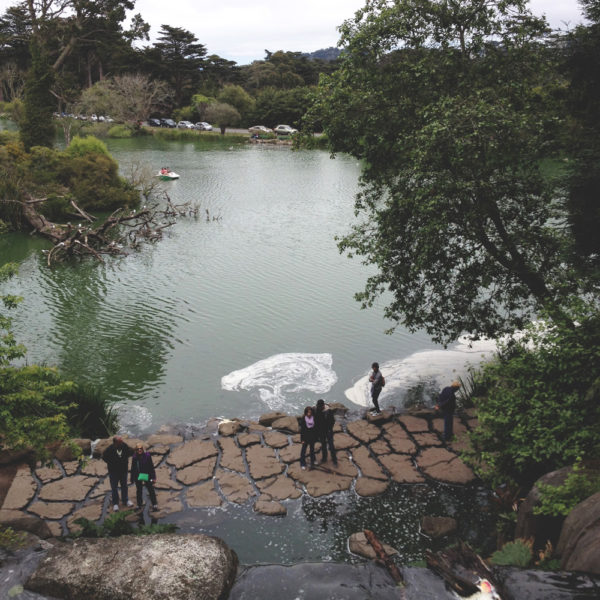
[556,491,600,575]
[26,534,238,600]
[515,467,572,549]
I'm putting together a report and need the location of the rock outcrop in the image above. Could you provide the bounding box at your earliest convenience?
[26,534,238,600]
[556,491,600,575]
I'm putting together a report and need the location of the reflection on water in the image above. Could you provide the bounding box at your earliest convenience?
[0,139,494,433]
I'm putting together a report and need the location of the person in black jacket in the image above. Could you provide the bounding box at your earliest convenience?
[435,380,461,442]
[102,436,133,512]
[315,399,337,466]
[131,443,158,511]
[299,406,318,470]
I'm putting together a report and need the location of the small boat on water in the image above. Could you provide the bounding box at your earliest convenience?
[157,169,180,180]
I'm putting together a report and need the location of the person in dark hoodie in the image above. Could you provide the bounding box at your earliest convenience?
[435,380,461,442]
[102,436,134,512]
[299,406,318,470]
[130,442,158,511]
[315,399,337,466]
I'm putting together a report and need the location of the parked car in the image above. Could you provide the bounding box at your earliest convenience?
[177,120,195,129]
[248,125,273,135]
[273,124,298,135]
[160,118,176,128]
[194,122,213,131]
[148,118,161,127]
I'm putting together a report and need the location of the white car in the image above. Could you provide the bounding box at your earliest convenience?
[248,125,273,135]
[195,122,213,131]
[177,120,195,129]
[273,124,298,135]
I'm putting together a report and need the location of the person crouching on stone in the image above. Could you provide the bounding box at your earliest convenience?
[102,435,134,512]
[315,399,337,466]
[300,406,317,471]
[131,443,158,511]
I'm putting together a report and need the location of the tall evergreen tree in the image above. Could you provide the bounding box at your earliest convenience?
[20,39,55,149]
[154,25,206,106]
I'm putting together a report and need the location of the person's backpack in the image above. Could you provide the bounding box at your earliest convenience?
[381,376,385,387]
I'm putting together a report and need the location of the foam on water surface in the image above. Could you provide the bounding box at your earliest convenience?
[221,352,338,411]
[345,337,498,407]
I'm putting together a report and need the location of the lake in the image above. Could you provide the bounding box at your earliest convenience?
[0,134,500,565]
[0,136,496,435]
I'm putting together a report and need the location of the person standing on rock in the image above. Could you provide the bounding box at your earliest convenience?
[369,362,385,415]
[435,380,460,442]
[131,443,158,511]
[315,399,337,466]
[300,406,318,470]
[102,436,134,512]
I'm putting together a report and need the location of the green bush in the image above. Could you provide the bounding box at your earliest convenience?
[490,539,533,567]
[108,124,133,138]
[72,512,178,538]
[465,311,600,488]
[534,459,600,517]
[64,383,119,438]
[57,151,139,211]
[63,135,109,157]
[0,526,28,551]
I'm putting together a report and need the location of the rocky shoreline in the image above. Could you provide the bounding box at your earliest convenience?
[3,406,600,599]
[0,406,477,538]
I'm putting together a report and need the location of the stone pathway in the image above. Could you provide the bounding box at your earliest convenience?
[0,408,478,537]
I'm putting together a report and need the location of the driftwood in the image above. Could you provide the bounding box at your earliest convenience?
[363,528,404,585]
[425,540,502,598]
[19,193,199,266]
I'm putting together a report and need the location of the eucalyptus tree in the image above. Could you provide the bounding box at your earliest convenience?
[311,0,583,344]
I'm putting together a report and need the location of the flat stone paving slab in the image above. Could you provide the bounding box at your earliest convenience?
[245,445,284,479]
[351,446,388,481]
[166,439,218,469]
[35,464,64,484]
[186,481,222,507]
[287,463,354,497]
[379,454,425,484]
[237,433,261,447]
[397,415,430,432]
[263,431,289,449]
[333,433,360,450]
[417,447,476,484]
[216,470,256,504]
[38,475,97,502]
[355,477,390,497]
[218,437,245,473]
[254,498,286,516]
[256,475,302,501]
[346,420,381,444]
[28,501,75,520]
[176,457,217,485]
[2,467,37,510]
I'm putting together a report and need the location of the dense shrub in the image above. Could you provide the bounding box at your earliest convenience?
[108,124,134,138]
[534,458,600,517]
[63,135,110,157]
[465,311,600,488]
[490,539,533,567]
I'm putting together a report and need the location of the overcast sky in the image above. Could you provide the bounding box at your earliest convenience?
[0,0,587,65]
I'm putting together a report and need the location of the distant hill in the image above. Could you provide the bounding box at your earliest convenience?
[303,47,342,62]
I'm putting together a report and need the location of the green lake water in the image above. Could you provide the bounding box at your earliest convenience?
[0,136,496,433]
[0,134,499,564]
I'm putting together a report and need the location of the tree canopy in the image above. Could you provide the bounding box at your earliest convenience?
[311,0,595,344]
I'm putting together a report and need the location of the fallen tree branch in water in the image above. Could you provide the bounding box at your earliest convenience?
[19,192,199,265]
